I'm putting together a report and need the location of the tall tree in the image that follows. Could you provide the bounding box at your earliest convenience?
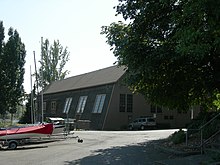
[38,39,70,88]
[101,0,220,111]
[0,22,26,120]
[0,21,4,55]
[0,21,7,116]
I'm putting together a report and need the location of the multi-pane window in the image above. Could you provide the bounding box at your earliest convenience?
[127,94,133,112]
[76,96,88,113]
[63,97,72,114]
[51,101,56,114]
[150,105,156,113]
[119,94,133,112]
[93,94,106,113]
[164,115,174,120]
[151,105,162,113]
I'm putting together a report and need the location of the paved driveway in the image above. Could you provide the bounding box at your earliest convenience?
[0,130,178,165]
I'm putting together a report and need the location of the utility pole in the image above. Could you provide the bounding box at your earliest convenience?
[30,65,33,124]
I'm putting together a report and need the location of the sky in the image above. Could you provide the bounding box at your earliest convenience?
[0,0,123,93]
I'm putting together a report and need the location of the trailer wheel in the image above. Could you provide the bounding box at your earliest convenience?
[8,141,18,150]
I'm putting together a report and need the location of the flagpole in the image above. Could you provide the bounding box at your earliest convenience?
[41,37,44,123]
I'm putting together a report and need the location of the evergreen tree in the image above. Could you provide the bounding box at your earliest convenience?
[0,21,26,120]
[0,21,7,116]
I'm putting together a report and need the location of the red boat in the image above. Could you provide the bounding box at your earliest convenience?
[0,123,54,140]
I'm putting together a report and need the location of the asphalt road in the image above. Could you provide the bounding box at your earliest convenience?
[0,129,178,165]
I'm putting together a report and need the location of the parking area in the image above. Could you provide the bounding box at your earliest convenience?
[0,130,178,165]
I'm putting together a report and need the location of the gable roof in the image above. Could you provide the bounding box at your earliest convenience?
[44,65,126,94]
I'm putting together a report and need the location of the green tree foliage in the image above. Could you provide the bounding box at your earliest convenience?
[19,86,36,124]
[0,21,7,115]
[213,94,220,110]
[38,39,70,88]
[0,21,26,117]
[101,0,220,111]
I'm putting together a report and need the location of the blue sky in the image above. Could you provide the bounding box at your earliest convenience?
[0,0,122,93]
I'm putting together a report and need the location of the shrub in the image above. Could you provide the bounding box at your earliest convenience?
[170,129,186,144]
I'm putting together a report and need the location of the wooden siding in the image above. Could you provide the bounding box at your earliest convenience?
[41,84,114,130]
[38,75,200,130]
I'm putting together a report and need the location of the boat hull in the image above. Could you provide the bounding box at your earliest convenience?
[0,123,53,140]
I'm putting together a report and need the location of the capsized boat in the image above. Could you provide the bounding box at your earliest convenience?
[0,123,53,140]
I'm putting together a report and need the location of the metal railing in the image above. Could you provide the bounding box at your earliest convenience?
[186,112,220,154]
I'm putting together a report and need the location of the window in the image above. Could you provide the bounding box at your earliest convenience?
[119,94,133,112]
[140,119,146,122]
[164,115,174,120]
[63,98,72,114]
[178,110,187,114]
[51,101,56,114]
[150,105,156,113]
[93,94,106,113]
[151,105,162,113]
[119,94,126,112]
[127,94,133,112]
[76,96,88,113]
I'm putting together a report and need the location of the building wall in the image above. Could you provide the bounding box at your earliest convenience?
[103,82,152,130]
[103,82,200,130]
[41,84,114,130]
[41,81,200,130]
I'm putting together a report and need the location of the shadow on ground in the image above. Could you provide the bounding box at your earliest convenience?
[64,140,176,165]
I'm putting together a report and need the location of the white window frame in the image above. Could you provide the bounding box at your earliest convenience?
[63,97,72,114]
[76,96,88,113]
[93,94,106,113]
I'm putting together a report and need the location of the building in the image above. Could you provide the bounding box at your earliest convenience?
[38,65,199,130]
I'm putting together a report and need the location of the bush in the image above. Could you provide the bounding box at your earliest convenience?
[170,129,186,144]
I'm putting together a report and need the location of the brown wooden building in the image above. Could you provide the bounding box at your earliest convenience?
[38,65,199,130]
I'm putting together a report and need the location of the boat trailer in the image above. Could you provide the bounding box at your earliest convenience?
[0,138,30,150]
